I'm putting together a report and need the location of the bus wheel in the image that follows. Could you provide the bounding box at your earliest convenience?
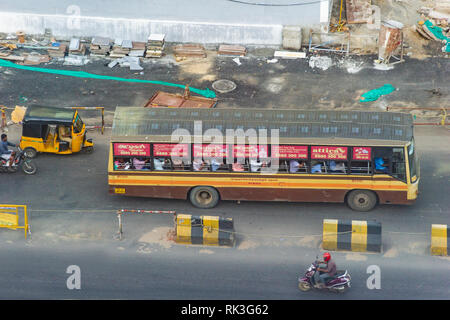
[347,190,377,212]
[23,147,37,159]
[189,186,219,209]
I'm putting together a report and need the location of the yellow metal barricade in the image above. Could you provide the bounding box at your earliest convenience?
[0,205,30,239]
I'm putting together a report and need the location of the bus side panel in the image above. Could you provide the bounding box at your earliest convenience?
[217,187,347,203]
[376,190,410,205]
[109,184,189,200]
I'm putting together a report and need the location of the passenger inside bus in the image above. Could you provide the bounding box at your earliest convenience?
[232,162,245,172]
[114,158,131,170]
[311,161,323,173]
[250,159,268,172]
[153,157,168,170]
[375,157,389,173]
[329,160,346,173]
[289,160,306,173]
[133,157,146,170]
[193,158,206,171]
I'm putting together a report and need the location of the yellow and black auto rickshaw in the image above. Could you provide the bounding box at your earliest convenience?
[19,105,94,158]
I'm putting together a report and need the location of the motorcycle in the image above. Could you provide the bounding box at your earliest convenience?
[298,257,351,293]
[0,147,37,175]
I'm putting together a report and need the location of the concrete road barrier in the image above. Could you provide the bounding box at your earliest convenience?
[175,214,234,247]
[431,224,448,256]
[323,219,382,253]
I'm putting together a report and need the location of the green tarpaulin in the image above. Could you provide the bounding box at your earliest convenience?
[0,58,216,98]
[360,84,396,102]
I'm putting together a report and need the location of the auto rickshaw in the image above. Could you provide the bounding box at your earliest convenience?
[19,105,94,158]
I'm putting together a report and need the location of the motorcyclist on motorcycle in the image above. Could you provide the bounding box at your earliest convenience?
[0,134,16,167]
[315,252,337,288]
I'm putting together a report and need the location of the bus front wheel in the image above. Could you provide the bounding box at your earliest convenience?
[346,190,377,212]
[189,186,220,209]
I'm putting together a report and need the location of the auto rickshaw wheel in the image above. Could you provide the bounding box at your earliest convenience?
[83,146,93,154]
[23,147,37,159]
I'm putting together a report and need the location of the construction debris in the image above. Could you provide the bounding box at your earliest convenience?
[144,86,218,108]
[130,41,146,57]
[376,20,404,66]
[274,51,306,59]
[110,39,130,58]
[18,53,51,65]
[90,37,111,57]
[68,38,86,55]
[145,34,165,58]
[414,19,450,53]
[309,56,333,71]
[108,56,143,71]
[47,43,66,58]
[218,44,247,56]
[63,55,89,66]
[173,44,206,58]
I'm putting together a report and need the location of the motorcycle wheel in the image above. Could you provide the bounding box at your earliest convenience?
[298,282,311,292]
[332,284,349,294]
[7,166,18,173]
[22,161,37,175]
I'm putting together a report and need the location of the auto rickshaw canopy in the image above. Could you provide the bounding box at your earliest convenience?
[23,105,76,125]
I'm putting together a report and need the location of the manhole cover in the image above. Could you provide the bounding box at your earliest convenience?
[212,79,237,93]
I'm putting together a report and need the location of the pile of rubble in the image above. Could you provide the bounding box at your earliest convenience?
[416,1,450,53]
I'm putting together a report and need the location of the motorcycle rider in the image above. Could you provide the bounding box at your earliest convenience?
[0,134,16,167]
[315,252,337,288]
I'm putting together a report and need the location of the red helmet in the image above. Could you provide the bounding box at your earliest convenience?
[323,252,331,262]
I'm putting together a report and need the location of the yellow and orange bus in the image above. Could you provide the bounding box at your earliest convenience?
[108,107,419,211]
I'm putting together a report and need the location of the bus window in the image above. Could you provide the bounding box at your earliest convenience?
[391,147,406,182]
[132,157,151,170]
[232,161,246,172]
[193,158,208,171]
[311,160,327,173]
[408,140,417,182]
[153,157,171,171]
[172,158,190,171]
[249,159,269,172]
[114,157,132,170]
[288,160,307,173]
[327,160,347,174]
[350,161,372,174]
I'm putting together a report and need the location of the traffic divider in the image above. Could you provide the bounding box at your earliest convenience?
[323,219,382,253]
[431,224,448,256]
[175,214,235,247]
[0,204,31,239]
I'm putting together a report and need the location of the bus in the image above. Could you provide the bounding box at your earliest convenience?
[108,107,419,211]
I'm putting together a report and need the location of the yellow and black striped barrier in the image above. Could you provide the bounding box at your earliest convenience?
[431,224,448,256]
[175,214,235,247]
[323,219,382,253]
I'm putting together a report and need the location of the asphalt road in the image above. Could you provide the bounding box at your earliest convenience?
[0,125,448,299]
[0,51,449,300]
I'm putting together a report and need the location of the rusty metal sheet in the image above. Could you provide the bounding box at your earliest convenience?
[144,91,217,108]
[346,0,372,24]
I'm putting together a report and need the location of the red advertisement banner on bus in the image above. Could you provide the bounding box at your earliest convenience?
[113,143,150,156]
[271,145,308,159]
[153,144,189,157]
[352,147,371,160]
[193,144,228,158]
[232,145,268,158]
[311,146,348,160]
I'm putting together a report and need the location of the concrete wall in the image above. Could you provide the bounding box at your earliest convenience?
[0,0,333,45]
[0,12,285,45]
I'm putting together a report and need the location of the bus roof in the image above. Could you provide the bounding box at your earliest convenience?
[23,105,76,124]
[111,107,414,146]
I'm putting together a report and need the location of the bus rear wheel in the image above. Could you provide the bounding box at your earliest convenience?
[347,190,377,212]
[189,186,219,209]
